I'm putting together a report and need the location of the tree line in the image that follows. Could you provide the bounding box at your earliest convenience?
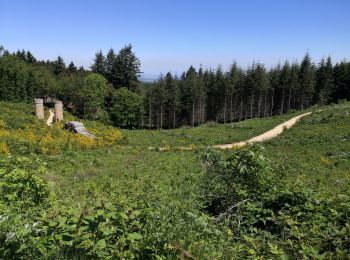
[141,54,349,129]
[0,45,349,128]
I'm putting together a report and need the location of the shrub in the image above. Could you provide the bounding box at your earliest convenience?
[109,87,143,128]
[0,156,50,207]
[0,101,125,156]
[0,143,9,155]
[199,145,276,214]
[199,145,350,258]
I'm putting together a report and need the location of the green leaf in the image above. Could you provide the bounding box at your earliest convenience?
[120,212,129,220]
[96,239,106,249]
[127,232,143,240]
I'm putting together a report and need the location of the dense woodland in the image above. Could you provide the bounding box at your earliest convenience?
[0,45,349,128]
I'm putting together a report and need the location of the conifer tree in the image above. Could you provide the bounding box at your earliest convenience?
[331,61,350,102]
[227,62,240,121]
[26,51,36,63]
[164,72,179,128]
[91,50,106,76]
[288,62,300,111]
[269,63,281,116]
[279,61,291,114]
[314,56,334,104]
[154,75,167,129]
[298,53,315,108]
[113,44,141,90]
[53,56,66,76]
[67,61,77,74]
[105,48,116,85]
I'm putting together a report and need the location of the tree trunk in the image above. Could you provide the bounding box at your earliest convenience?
[280,87,285,115]
[239,100,243,121]
[288,88,292,111]
[149,103,152,130]
[300,92,304,110]
[234,91,238,121]
[201,97,205,124]
[223,93,227,123]
[270,89,274,117]
[250,89,254,119]
[192,102,195,127]
[160,102,163,129]
[141,111,144,129]
[229,93,233,122]
[257,90,262,118]
[306,95,310,108]
[198,98,201,126]
[173,105,176,129]
[264,91,267,117]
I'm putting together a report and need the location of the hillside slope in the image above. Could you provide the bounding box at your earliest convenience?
[0,101,349,259]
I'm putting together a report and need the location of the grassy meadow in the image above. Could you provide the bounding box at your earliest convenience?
[0,101,349,258]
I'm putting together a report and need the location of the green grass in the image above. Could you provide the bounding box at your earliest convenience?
[1,101,349,258]
[263,103,350,194]
[122,109,316,148]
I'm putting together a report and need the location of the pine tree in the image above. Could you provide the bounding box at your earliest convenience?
[226,62,240,121]
[91,50,106,76]
[197,66,206,124]
[113,44,141,90]
[298,53,315,109]
[164,72,179,128]
[181,66,200,126]
[53,56,66,76]
[67,61,77,74]
[214,66,226,122]
[245,62,261,118]
[105,48,116,85]
[154,75,167,129]
[269,64,281,116]
[16,49,26,61]
[288,62,299,110]
[331,61,350,102]
[279,61,291,114]
[204,69,216,121]
[26,51,36,63]
[254,63,268,117]
[314,56,334,104]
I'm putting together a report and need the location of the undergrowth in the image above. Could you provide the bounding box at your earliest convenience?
[0,101,349,258]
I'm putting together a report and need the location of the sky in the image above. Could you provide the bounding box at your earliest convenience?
[1,0,350,78]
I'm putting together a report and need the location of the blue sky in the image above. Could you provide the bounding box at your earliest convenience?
[1,0,350,77]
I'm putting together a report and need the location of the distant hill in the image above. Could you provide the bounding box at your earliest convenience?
[138,75,158,83]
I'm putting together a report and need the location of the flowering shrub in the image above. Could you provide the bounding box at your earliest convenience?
[0,102,124,155]
[0,143,9,155]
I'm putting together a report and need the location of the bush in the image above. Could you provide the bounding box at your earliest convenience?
[0,155,50,207]
[0,102,124,155]
[199,145,350,258]
[109,87,143,128]
[199,145,276,214]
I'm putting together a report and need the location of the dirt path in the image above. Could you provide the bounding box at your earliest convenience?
[46,109,55,126]
[214,112,313,149]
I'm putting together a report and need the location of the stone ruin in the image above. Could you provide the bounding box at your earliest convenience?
[34,98,45,120]
[34,99,95,138]
[34,98,63,122]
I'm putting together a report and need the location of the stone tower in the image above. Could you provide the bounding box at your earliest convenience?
[34,98,45,120]
[54,100,63,121]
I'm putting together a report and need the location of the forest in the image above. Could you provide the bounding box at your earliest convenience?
[0,45,349,128]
